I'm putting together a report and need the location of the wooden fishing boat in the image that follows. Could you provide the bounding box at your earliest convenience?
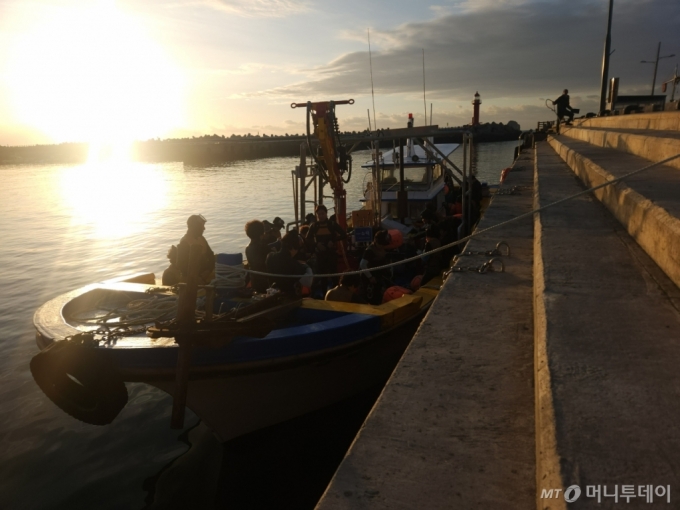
[32,272,441,441]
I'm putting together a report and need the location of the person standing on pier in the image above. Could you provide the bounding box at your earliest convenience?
[177,214,216,285]
[553,89,574,125]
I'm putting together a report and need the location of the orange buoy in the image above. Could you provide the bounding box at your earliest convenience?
[382,286,412,303]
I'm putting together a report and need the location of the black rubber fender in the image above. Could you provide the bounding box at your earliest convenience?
[30,341,128,425]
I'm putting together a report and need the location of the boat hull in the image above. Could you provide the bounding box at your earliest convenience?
[149,314,422,442]
[32,275,440,440]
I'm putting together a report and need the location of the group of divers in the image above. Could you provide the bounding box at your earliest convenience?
[161,176,484,306]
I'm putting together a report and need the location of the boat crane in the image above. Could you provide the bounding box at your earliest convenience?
[291,99,355,230]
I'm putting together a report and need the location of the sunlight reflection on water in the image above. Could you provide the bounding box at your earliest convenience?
[59,161,171,239]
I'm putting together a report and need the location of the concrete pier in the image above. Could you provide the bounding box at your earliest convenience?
[316,111,680,509]
[317,151,537,509]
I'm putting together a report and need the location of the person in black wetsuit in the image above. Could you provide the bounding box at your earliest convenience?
[469,174,483,226]
[244,219,271,294]
[360,230,392,304]
[553,89,574,125]
[266,231,311,295]
[421,225,443,285]
[305,204,346,291]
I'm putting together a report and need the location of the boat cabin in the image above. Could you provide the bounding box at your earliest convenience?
[361,142,459,224]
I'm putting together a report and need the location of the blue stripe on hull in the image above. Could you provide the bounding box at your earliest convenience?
[117,312,382,370]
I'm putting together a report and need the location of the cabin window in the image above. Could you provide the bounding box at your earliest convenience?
[404,166,429,185]
[387,202,427,221]
[382,166,430,189]
[433,164,442,181]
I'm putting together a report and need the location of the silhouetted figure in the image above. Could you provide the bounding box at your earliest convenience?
[325,273,364,303]
[177,214,215,285]
[162,245,181,286]
[421,225,443,285]
[266,231,312,295]
[244,219,271,294]
[297,225,312,262]
[553,89,574,125]
[469,174,483,225]
[306,204,346,291]
[263,216,285,245]
[360,230,392,304]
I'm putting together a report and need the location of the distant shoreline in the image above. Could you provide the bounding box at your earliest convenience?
[0,125,521,166]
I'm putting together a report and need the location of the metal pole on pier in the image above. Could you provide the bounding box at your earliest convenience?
[599,0,614,114]
[467,135,473,227]
[641,42,675,96]
[462,134,467,236]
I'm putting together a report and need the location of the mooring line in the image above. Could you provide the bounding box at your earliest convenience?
[216,149,680,279]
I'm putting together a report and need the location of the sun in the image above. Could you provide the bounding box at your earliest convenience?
[6,1,185,148]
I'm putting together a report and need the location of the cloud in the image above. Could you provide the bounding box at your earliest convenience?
[202,0,311,17]
[225,63,290,75]
[240,0,680,101]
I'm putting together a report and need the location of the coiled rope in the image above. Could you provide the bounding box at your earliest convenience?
[213,262,247,289]
[545,98,556,113]
[67,294,178,328]
[218,149,680,279]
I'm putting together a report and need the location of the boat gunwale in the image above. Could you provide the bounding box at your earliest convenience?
[34,280,441,382]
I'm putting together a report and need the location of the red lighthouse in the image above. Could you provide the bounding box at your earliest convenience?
[471,91,481,126]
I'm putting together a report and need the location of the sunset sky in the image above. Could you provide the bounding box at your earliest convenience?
[0,0,678,146]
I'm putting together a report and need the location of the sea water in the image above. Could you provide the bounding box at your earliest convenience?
[0,141,516,509]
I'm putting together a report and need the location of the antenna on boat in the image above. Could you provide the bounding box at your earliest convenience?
[430,102,433,126]
[368,28,377,130]
[367,108,372,131]
[422,49,427,126]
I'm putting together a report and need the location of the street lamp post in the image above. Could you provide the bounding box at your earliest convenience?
[641,42,675,95]
[599,0,614,114]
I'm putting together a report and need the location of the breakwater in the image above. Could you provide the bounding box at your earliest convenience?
[0,124,521,166]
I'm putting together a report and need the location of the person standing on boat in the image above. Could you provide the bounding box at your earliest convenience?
[360,230,392,305]
[297,225,312,262]
[552,89,574,125]
[421,225,443,285]
[244,219,271,294]
[266,231,312,294]
[305,204,346,290]
[263,216,286,246]
[177,214,215,285]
